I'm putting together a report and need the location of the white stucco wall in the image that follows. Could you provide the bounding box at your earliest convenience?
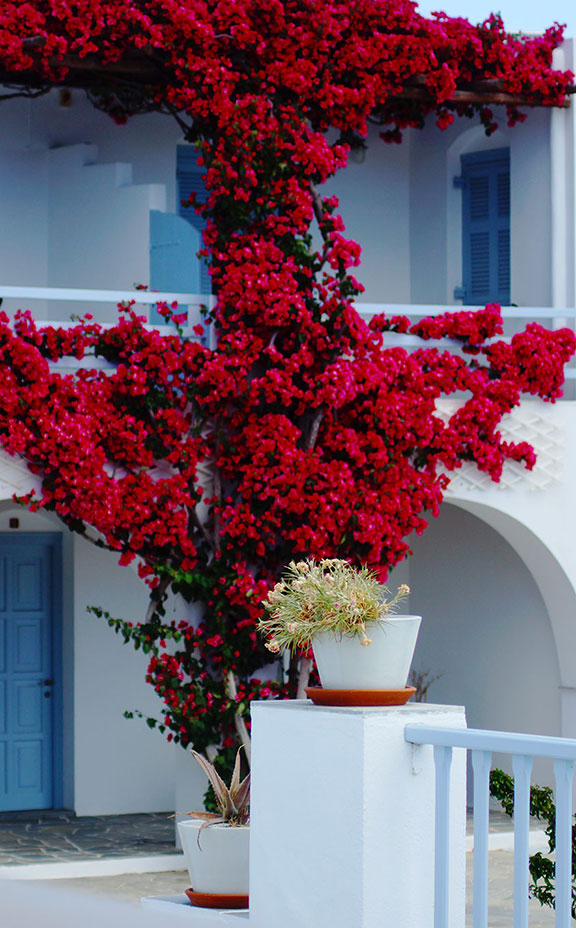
[46,144,166,321]
[0,93,412,306]
[325,126,412,303]
[443,402,576,695]
[407,501,561,784]
[0,92,181,210]
[398,400,576,783]
[0,69,575,812]
[0,93,177,323]
[0,152,48,290]
[0,494,177,815]
[0,79,570,315]
[409,107,554,308]
[72,537,177,815]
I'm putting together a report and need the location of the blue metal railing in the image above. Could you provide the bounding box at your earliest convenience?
[405,725,576,928]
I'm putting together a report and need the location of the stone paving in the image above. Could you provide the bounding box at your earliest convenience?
[25,869,189,903]
[465,850,556,928]
[0,809,561,926]
[0,811,176,866]
[0,808,525,867]
[13,854,560,926]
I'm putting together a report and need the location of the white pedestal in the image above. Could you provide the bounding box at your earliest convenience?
[249,700,467,928]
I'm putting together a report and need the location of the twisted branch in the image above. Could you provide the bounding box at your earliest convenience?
[226,671,252,767]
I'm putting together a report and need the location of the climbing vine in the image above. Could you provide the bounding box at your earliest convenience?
[0,1,574,764]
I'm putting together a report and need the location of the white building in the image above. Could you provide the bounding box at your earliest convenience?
[0,39,575,815]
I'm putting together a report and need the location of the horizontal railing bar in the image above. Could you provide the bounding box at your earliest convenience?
[17,319,576,378]
[355,303,576,320]
[35,320,576,362]
[0,290,572,320]
[37,319,203,334]
[48,357,117,370]
[405,725,576,759]
[0,286,212,304]
[373,332,576,353]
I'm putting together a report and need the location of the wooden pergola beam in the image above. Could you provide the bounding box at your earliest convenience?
[0,50,574,108]
[393,86,573,107]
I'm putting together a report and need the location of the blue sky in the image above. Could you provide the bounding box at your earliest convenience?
[415,0,575,38]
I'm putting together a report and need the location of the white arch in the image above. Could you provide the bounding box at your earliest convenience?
[447,497,576,694]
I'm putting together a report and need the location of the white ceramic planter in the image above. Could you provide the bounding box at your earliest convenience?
[312,615,422,689]
[177,818,250,894]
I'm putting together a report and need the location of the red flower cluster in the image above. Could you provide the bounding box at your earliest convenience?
[0,1,573,762]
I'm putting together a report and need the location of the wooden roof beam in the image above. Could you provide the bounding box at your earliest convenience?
[0,53,574,108]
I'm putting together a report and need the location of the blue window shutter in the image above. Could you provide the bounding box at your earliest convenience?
[177,145,211,295]
[149,211,201,325]
[461,148,510,305]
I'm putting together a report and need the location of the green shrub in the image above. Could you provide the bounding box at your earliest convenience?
[490,768,576,915]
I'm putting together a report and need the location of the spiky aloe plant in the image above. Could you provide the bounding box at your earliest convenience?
[187,748,250,836]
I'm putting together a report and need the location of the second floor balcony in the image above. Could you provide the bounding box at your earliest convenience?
[0,283,572,503]
[0,284,574,392]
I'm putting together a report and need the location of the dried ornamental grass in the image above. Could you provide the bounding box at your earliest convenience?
[258,559,409,653]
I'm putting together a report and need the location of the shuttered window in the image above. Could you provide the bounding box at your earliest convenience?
[461,148,510,306]
[176,145,211,295]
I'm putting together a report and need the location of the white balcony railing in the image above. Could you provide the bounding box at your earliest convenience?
[0,285,216,363]
[0,285,215,330]
[356,303,576,323]
[405,724,576,928]
[355,303,576,385]
[0,287,574,387]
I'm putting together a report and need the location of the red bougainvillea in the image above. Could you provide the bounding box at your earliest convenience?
[0,1,574,765]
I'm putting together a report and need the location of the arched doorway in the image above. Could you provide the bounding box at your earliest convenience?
[405,502,572,785]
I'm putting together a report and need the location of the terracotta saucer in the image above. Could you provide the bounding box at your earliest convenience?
[185,889,249,909]
[305,686,416,707]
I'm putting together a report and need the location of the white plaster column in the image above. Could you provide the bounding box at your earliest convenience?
[249,700,467,928]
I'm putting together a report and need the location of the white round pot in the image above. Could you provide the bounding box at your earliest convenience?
[312,615,422,690]
[177,819,250,894]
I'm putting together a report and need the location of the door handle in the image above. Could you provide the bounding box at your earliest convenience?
[42,679,53,686]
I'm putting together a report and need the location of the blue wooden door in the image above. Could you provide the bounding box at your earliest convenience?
[0,534,60,811]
